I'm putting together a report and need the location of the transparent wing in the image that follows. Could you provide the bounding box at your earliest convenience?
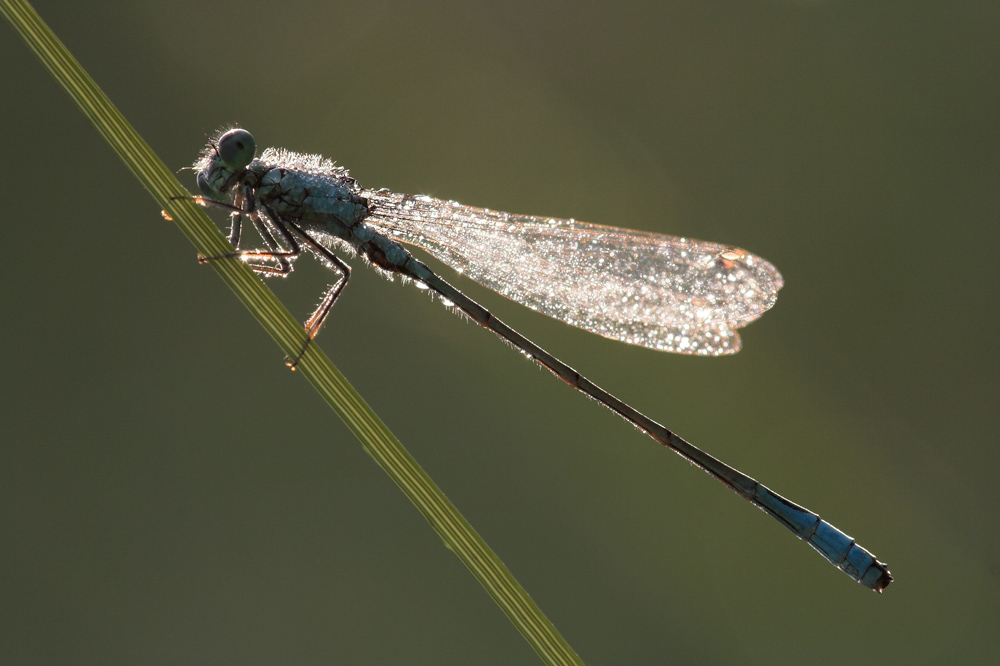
[363,190,783,355]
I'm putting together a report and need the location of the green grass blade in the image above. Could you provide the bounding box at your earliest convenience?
[1,2,583,663]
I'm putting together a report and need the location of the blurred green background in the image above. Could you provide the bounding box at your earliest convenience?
[2,1,997,663]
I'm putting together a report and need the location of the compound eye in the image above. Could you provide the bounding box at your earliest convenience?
[217,128,256,170]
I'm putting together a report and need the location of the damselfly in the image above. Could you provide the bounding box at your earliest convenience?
[182,128,891,591]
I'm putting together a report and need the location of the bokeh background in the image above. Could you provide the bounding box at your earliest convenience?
[2,1,997,663]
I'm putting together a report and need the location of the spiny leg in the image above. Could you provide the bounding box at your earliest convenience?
[264,213,354,370]
[286,263,351,370]
[200,212,302,276]
[227,208,242,247]
[241,211,298,275]
[173,194,353,370]
[169,194,297,275]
